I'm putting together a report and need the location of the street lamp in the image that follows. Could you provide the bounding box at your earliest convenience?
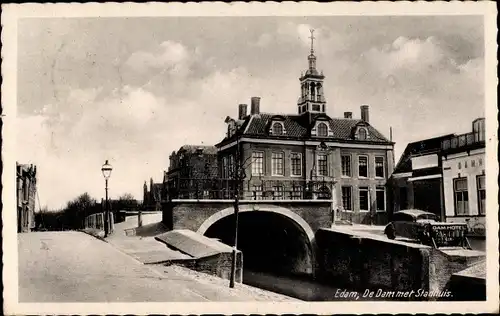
[101,160,113,237]
[229,136,245,289]
[312,142,338,225]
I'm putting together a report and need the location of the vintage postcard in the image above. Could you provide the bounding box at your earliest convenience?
[2,2,498,314]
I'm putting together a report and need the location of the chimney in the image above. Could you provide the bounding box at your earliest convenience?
[238,104,248,120]
[251,97,261,115]
[344,111,353,119]
[361,105,369,122]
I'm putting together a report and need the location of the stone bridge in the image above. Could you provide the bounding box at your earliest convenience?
[162,199,333,277]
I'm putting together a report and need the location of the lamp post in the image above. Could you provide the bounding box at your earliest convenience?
[101,160,113,237]
[312,142,337,224]
[229,136,245,289]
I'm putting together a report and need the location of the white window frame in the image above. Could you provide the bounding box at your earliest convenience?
[271,151,285,176]
[251,151,264,176]
[271,121,286,135]
[312,120,331,137]
[355,127,370,140]
[341,186,352,211]
[376,187,386,212]
[476,175,486,215]
[317,153,328,176]
[358,155,368,178]
[359,187,369,212]
[341,154,352,177]
[228,154,235,177]
[375,156,385,178]
[290,152,302,177]
[316,122,329,137]
[222,156,229,178]
[453,177,469,216]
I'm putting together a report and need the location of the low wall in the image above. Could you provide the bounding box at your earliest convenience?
[428,248,485,296]
[315,228,485,300]
[166,251,243,283]
[83,212,115,235]
[315,228,428,296]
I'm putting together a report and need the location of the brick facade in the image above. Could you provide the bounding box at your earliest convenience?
[17,163,37,233]
[166,145,218,199]
[163,201,332,234]
[214,37,394,224]
[217,117,394,224]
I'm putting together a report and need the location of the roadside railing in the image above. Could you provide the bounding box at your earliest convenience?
[167,178,336,201]
[83,212,115,233]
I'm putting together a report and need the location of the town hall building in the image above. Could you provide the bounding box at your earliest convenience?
[215,30,395,224]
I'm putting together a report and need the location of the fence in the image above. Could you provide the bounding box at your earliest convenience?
[83,212,115,233]
[168,178,335,200]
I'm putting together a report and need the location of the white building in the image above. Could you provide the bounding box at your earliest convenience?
[441,118,485,237]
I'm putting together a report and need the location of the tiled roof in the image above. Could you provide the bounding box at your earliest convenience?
[179,145,217,155]
[393,134,456,174]
[239,112,390,143]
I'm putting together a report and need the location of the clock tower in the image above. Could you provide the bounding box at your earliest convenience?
[297,29,327,115]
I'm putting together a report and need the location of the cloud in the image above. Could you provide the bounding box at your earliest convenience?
[16,17,485,210]
[125,40,190,73]
[254,22,321,49]
[363,36,453,78]
[17,60,278,209]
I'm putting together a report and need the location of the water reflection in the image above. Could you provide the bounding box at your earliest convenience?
[243,270,381,301]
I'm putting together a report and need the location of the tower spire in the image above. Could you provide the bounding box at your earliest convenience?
[297,28,326,115]
[309,29,315,54]
[307,29,317,71]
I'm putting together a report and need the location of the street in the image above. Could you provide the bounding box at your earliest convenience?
[18,231,295,302]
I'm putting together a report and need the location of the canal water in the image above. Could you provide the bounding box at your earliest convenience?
[243,270,386,301]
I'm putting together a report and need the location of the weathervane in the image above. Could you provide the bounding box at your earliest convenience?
[309,29,315,53]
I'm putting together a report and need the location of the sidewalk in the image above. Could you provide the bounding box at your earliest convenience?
[103,214,299,302]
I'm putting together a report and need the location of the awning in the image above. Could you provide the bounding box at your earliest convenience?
[408,174,442,182]
[390,172,412,179]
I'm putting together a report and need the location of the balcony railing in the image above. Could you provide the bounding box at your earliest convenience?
[167,178,335,201]
[441,131,485,151]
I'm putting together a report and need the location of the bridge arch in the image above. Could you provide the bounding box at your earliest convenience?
[197,205,315,244]
[197,205,316,276]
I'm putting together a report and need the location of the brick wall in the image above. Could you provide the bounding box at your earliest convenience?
[428,248,485,297]
[315,228,428,298]
[163,201,332,234]
[169,251,243,283]
[315,228,485,300]
[170,202,230,231]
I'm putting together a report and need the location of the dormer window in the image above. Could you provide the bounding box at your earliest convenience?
[353,123,370,141]
[311,120,332,137]
[317,122,328,137]
[269,120,286,136]
[273,122,284,135]
[358,128,367,140]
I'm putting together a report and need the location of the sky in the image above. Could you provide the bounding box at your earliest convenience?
[16,15,485,210]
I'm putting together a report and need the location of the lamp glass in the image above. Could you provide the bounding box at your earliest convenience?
[101,160,113,179]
